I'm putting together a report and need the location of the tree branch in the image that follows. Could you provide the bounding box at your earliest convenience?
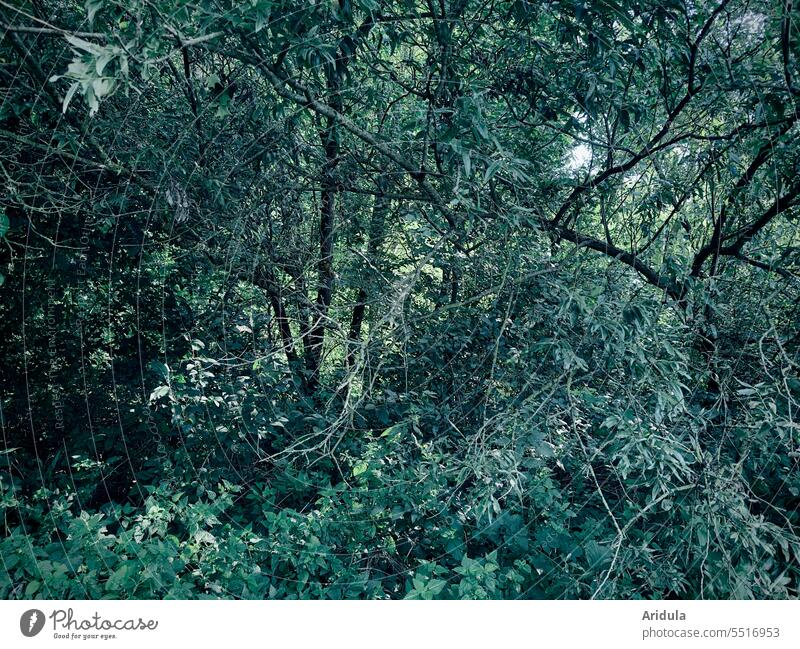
[550,0,730,226]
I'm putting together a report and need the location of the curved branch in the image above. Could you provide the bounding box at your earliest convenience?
[552,224,681,301]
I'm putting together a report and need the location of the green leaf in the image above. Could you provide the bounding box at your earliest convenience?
[95,52,115,76]
[86,0,104,24]
[149,361,170,378]
[149,385,170,401]
[255,10,270,33]
[65,35,104,56]
[62,82,79,114]
[380,422,407,441]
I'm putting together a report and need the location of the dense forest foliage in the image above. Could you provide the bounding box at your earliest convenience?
[1,0,799,599]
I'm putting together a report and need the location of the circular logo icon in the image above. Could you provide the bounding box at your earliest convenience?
[20,609,46,637]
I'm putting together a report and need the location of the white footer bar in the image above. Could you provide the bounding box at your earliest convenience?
[1,600,797,648]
